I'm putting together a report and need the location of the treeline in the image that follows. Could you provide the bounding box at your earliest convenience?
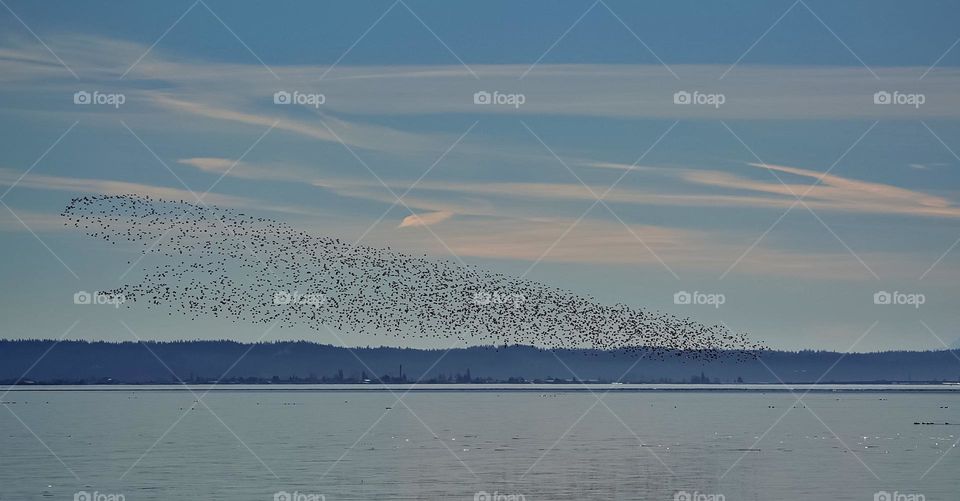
[1,340,959,384]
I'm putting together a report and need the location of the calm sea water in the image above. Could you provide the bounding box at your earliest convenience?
[1,386,957,500]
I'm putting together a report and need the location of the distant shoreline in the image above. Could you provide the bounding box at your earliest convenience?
[3,339,959,385]
[4,383,960,393]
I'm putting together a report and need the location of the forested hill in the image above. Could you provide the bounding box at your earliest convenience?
[1,340,959,384]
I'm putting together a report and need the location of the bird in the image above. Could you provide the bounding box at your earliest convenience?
[62,194,765,362]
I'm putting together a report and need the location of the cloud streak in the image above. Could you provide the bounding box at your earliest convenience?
[398,210,454,228]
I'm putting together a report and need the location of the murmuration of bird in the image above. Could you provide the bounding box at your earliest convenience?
[63,194,765,362]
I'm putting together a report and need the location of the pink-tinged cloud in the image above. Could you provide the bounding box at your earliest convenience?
[398,211,454,228]
[379,216,916,280]
[0,168,315,217]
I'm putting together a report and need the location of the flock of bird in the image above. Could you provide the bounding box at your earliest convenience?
[62,194,764,361]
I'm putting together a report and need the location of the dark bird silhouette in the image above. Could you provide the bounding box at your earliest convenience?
[62,194,764,361]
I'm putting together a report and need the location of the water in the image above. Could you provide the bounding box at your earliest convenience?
[1,386,957,500]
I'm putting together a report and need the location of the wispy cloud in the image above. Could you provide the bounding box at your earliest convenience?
[398,210,454,228]
[381,215,919,280]
[0,168,317,216]
[177,157,315,183]
[153,95,446,154]
[585,161,960,218]
[0,167,248,206]
[5,34,960,120]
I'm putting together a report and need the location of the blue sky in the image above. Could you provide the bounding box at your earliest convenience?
[1,0,959,351]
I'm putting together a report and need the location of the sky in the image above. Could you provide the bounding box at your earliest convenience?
[1,0,959,351]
